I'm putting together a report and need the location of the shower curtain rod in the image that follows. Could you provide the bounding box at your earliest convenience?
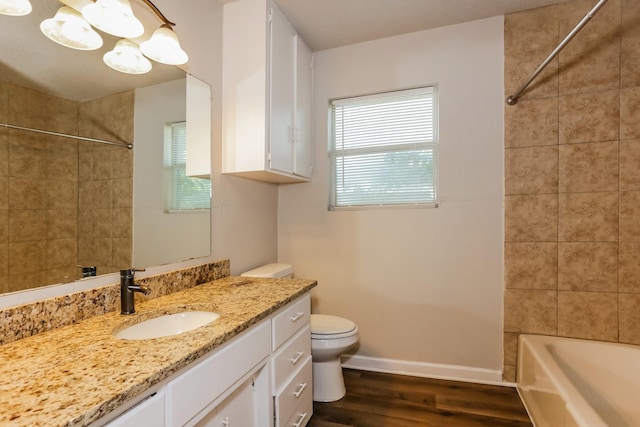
[0,123,133,149]
[506,0,609,106]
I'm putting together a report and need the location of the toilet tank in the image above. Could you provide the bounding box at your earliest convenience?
[241,263,293,278]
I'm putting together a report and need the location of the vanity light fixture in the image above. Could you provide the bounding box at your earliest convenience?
[40,6,103,51]
[33,0,187,74]
[103,38,152,74]
[0,0,31,16]
[82,0,144,39]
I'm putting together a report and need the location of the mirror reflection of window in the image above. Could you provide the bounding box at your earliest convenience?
[165,121,211,212]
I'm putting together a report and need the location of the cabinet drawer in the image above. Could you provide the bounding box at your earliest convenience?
[274,358,312,426]
[167,320,270,426]
[272,325,311,391]
[282,389,312,427]
[106,388,165,427]
[272,295,310,350]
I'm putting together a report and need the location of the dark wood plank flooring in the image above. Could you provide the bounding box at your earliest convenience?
[308,369,533,427]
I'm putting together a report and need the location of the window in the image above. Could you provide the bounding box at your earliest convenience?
[166,121,211,212]
[329,86,438,210]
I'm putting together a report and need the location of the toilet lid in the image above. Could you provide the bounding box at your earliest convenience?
[311,314,356,335]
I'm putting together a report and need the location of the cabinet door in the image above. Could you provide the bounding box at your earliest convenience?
[106,388,165,427]
[268,2,296,174]
[294,35,312,178]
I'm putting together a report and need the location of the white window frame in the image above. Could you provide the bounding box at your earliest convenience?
[329,86,439,210]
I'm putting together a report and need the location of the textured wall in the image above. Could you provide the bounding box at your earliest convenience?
[503,0,640,381]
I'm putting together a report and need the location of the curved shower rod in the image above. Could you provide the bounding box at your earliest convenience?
[506,0,609,106]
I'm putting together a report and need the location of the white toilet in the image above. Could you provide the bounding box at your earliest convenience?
[241,263,359,402]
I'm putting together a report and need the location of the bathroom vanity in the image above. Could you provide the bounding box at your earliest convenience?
[0,275,316,427]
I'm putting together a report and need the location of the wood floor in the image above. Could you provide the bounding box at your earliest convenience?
[307,369,533,427]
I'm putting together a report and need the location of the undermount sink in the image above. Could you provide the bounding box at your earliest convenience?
[115,311,221,340]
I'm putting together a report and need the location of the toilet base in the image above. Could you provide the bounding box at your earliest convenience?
[312,358,346,402]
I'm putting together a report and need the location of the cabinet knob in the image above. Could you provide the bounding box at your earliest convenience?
[293,382,307,398]
[289,312,304,322]
[221,416,230,427]
[290,351,304,365]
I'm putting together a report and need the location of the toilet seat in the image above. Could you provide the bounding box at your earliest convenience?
[311,314,358,340]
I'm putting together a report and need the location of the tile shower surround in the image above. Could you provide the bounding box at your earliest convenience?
[503,0,640,381]
[0,80,134,293]
[0,259,230,345]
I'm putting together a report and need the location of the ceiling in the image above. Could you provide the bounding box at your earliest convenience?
[0,0,568,101]
[273,0,569,51]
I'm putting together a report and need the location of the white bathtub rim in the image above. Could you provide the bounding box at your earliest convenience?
[518,334,610,427]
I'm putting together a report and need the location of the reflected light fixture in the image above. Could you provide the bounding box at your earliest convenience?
[140,24,188,65]
[0,0,32,16]
[103,38,152,74]
[40,6,103,50]
[82,0,144,39]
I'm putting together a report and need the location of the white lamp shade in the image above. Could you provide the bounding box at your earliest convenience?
[82,0,144,39]
[40,6,103,51]
[140,26,188,65]
[0,0,31,16]
[103,39,152,74]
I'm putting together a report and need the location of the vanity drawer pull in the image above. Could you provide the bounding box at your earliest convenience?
[289,312,305,322]
[292,412,308,427]
[290,351,304,365]
[293,382,307,398]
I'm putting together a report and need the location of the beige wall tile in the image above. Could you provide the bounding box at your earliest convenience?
[621,0,640,87]
[619,242,640,293]
[558,242,618,292]
[505,242,557,289]
[112,178,133,208]
[558,291,618,341]
[558,192,618,241]
[504,289,557,334]
[47,209,78,240]
[46,179,77,210]
[9,209,46,242]
[112,149,133,179]
[505,146,558,195]
[559,36,620,95]
[505,194,558,242]
[8,241,46,273]
[93,209,112,238]
[9,177,46,209]
[7,83,46,129]
[93,149,114,180]
[0,129,7,177]
[47,149,78,181]
[503,332,520,366]
[505,97,559,148]
[621,86,640,140]
[559,90,620,144]
[46,266,77,286]
[45,96,78,136]
[620,190,640,241]
[0,178,6,210]
[504,5,558,55]
[558,0,621,42]
[558,141,619,193]
[112,208,132,239]
[0,243,8,276]
[619,293,640,344]
[0,209,7,243]
[93,237,113,267]
[78,150,94,182]
[78,209,92,237]
[620,139,640,190]
[505,50,558,100]
[77,237,95,266]
[8,271,46,292]
[112,237,132,268]
[8,133,47,179]
[46,238,77,269]
[503,365,516,383]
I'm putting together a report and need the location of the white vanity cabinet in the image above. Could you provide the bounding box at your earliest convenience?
[271,295,313,427]
[222,0,313,184]
[103,293,313,427]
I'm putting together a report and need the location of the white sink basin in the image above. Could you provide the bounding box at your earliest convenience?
[115,311,220,340]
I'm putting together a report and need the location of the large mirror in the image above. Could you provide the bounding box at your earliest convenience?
[0,0,211,294]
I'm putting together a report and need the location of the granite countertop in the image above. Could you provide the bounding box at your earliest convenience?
[0,276,316,427]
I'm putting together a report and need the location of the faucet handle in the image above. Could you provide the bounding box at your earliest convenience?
[120,268,146,277]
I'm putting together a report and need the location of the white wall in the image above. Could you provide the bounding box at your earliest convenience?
[278,17,505,380]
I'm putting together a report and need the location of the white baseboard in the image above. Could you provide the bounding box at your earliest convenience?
[340,354,510,387]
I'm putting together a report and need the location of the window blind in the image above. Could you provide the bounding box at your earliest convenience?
[170,122,211,211]
[330,86,438,209]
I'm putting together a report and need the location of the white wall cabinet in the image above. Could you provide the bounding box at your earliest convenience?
[222,0,313,184]
[103,294,312,427]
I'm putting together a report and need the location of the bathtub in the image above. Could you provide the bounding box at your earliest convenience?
[517,335,640,427]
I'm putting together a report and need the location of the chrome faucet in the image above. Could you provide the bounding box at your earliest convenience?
[120,268,150,315]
